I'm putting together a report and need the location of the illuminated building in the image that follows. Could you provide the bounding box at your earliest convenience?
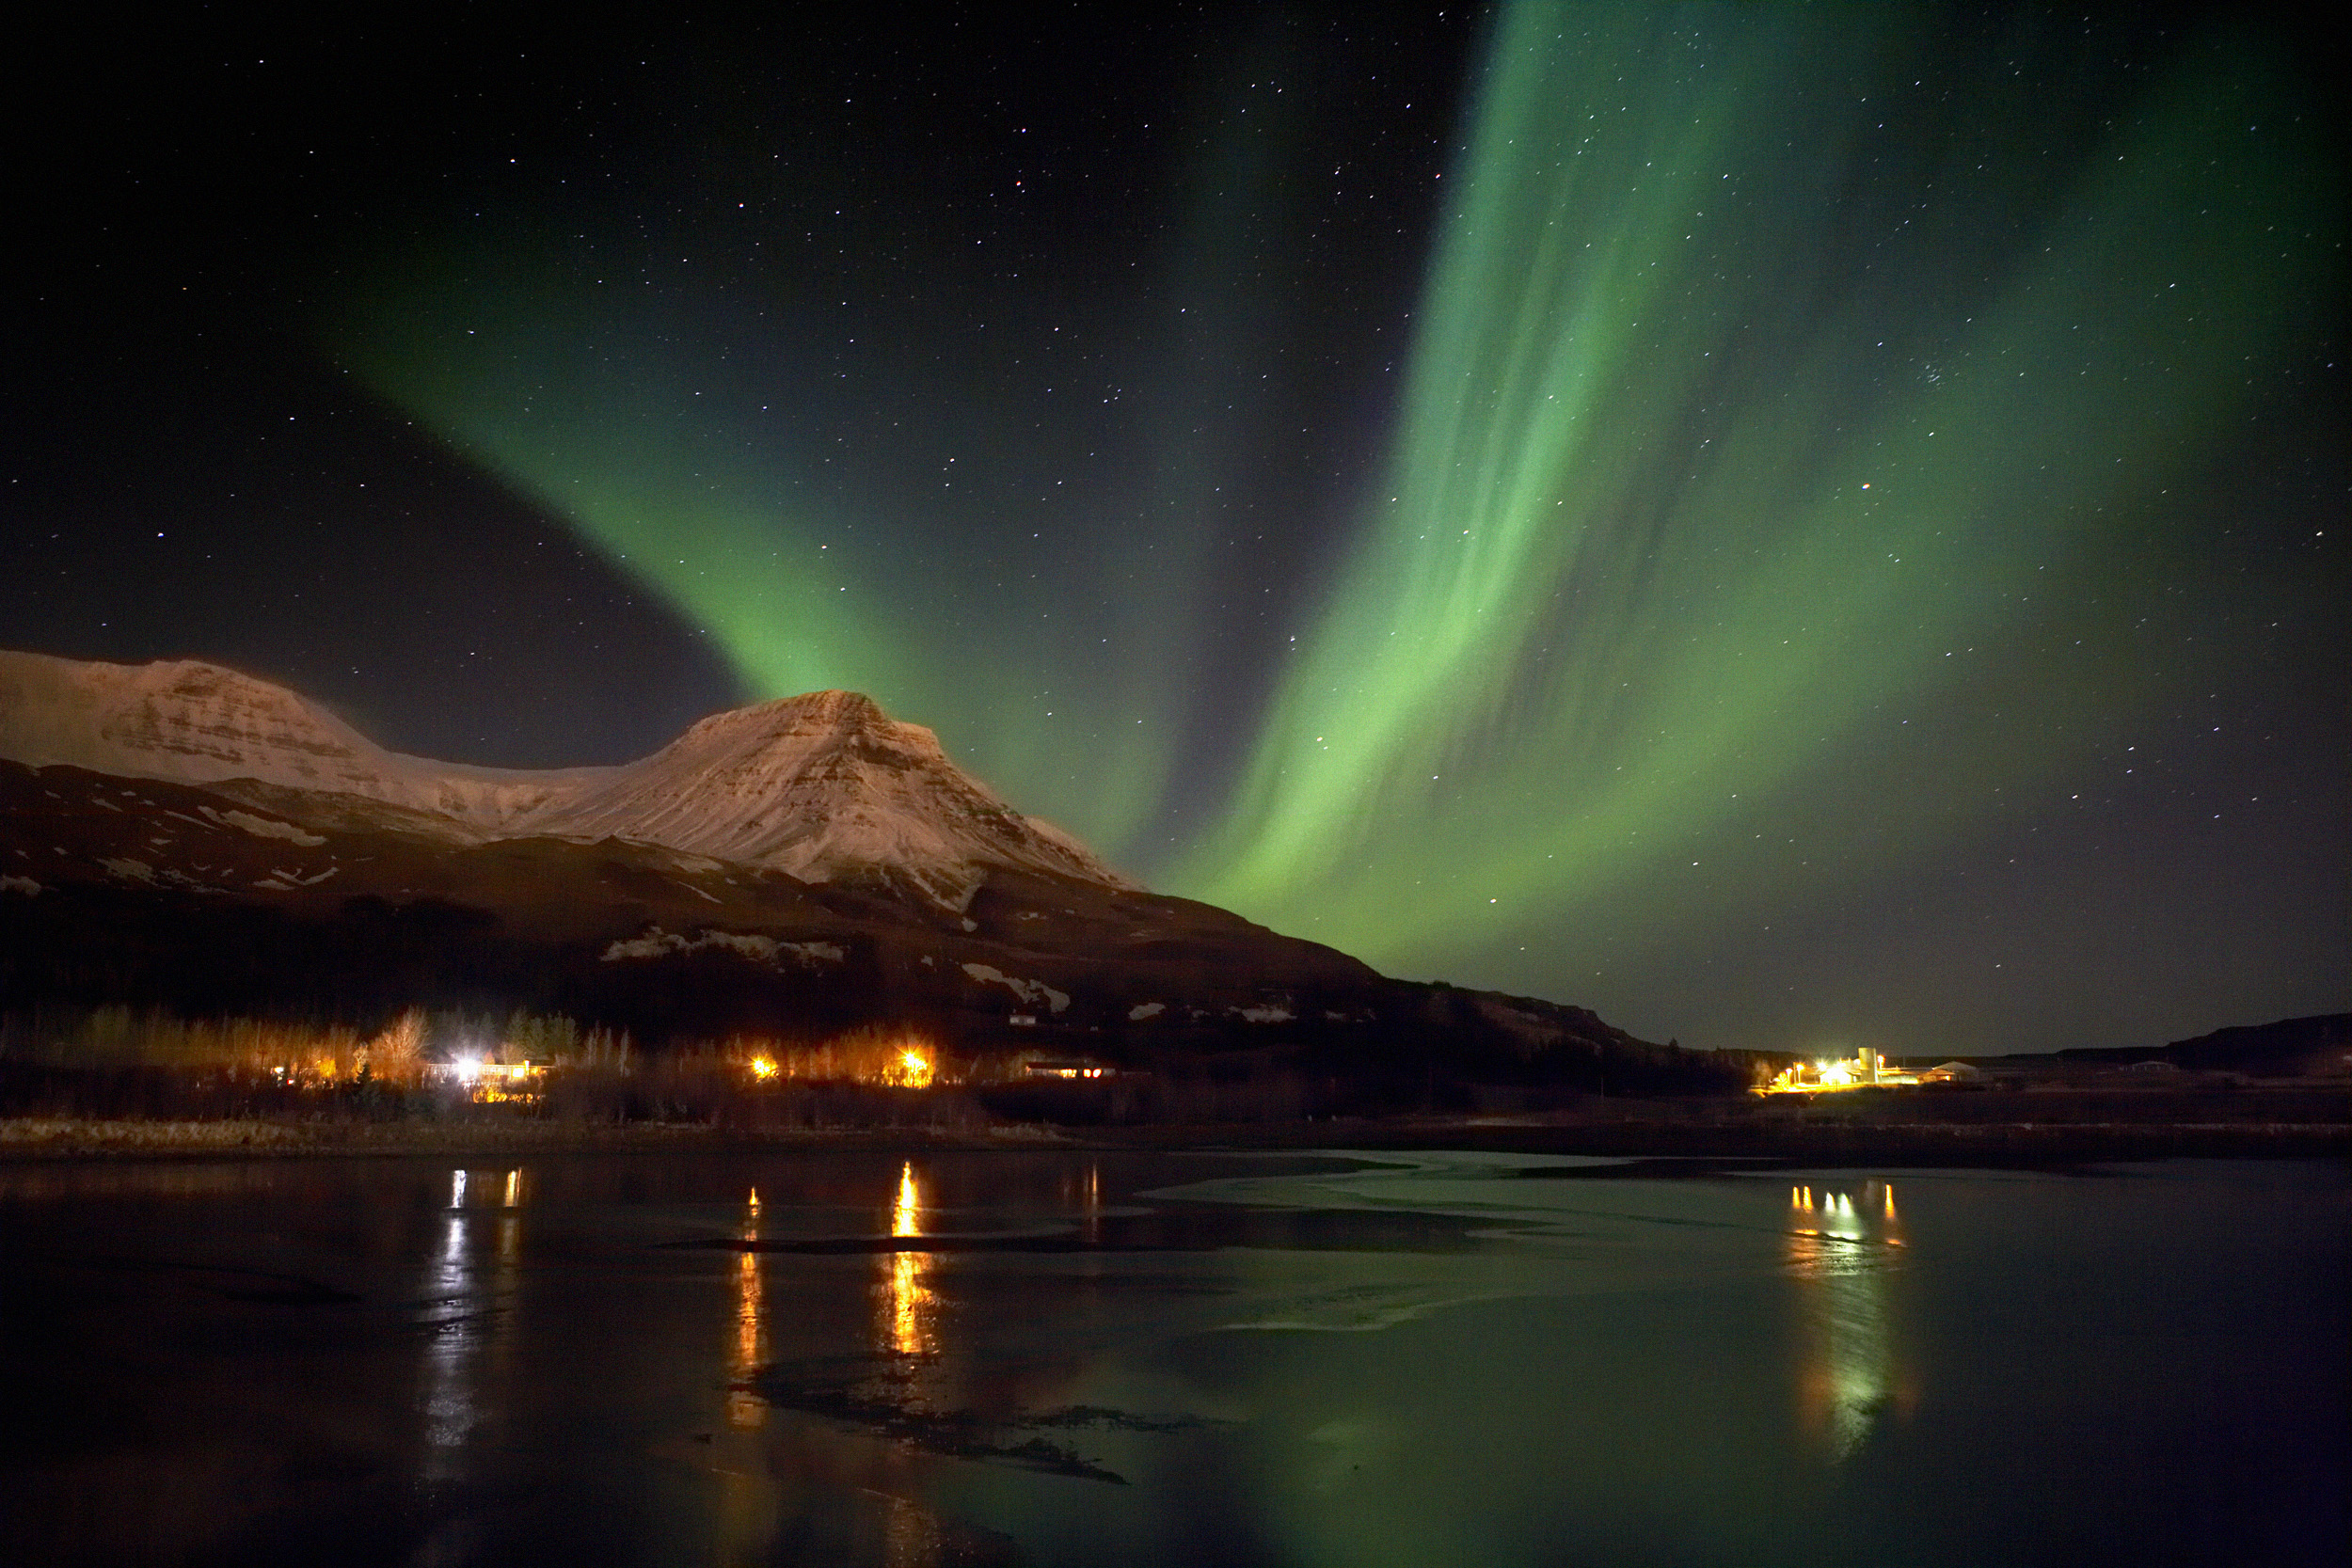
[428,1055,548,1103]
[1019,1055,1114,1080]
[1758,1047,1920,1095]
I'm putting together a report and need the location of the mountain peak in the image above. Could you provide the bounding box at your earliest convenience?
[686,688,885,735]
[534,686,1130,907]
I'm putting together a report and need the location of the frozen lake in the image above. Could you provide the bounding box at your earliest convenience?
[1,1150,2342,1565]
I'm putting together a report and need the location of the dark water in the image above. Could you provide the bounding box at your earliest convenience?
[0,1150,2342,1566]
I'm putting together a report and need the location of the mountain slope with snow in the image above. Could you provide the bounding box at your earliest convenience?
[525,689,1132,907]
[0,650,1132,905]
[0,649,590,830]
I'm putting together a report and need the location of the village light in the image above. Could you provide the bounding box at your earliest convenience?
[454,1055,482,1083]
[748,1056,779,1081]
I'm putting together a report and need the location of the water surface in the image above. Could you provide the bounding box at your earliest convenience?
[1,1150,2341,1565]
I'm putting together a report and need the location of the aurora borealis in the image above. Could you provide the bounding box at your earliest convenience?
[6,6,2343,1053]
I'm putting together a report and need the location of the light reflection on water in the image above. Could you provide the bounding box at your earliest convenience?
[883,1161,937,1359]
[421,1168,527,1482]
[1,1153,2338,1567]
[869,1164,953,1567]
[421,1210,472,1461]
[1786,1180,1910,1463]
[882,1490,945,1568]
[728,1186,766,1431]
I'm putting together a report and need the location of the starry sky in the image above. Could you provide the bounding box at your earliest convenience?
[5,5,2343,1054]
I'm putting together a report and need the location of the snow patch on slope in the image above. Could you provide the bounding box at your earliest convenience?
[601,927,846,966]
[200,806,326,846]
[961,963,1071,1014]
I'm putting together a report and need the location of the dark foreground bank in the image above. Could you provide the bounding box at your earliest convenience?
[5,1081,2344,1163]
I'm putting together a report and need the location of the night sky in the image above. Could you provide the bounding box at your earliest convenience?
[5,6,2343,1055]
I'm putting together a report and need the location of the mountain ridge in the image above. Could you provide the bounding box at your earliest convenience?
[0,649,1130,910]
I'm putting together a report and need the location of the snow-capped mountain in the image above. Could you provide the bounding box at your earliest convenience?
[522,689,1130,907]
[0,649,1132,907]
[0,650,584,829]
[0,649,1688,1085]
[0,749,1682,1085]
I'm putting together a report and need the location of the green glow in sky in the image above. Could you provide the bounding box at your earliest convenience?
[334,241,1219,858]
[332,4,2336,1048]
[1183,5,2330,1004]
[339,262,910,695]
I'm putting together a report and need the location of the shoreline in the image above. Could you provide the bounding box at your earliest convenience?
[2,1107,2343,1164]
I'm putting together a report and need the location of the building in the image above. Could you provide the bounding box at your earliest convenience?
[1018,1054,1114,1080]
[1758,1047,1920,1095]
[426,1055,548,1103]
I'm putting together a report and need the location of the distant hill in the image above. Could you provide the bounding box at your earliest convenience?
[2058,1015,2352,1076]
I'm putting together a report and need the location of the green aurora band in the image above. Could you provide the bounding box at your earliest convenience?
[329,181,1283,864]
[1184,7,2331,991]
[333,5,2333,1040]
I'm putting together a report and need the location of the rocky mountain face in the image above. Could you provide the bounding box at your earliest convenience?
[0,650,1723,1091]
